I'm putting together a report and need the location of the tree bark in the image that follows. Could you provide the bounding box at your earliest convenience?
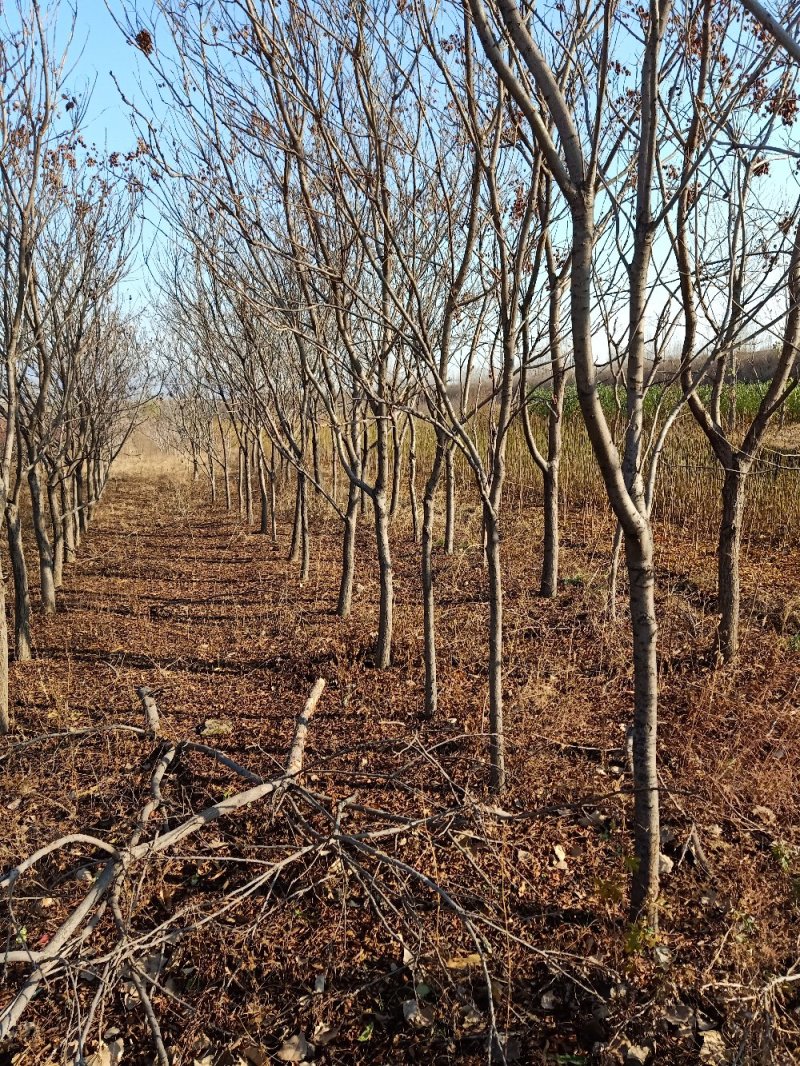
[444,447,455,554]
[6,503,32,662]
[337,480,359,618]
[48,478,64,590]
[408,416,420,543]
[718,463,746,662]
[75,465,87,535]
[61,477,76,562]
[541,462,559,597]
[0,550,8,734]
[373,488,393,668]
[27,465,56,614]
[484,502,505,792]
[625,529,660,923]
[421,445,445,717]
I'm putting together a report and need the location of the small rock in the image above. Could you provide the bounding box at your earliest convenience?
[653,945,672,966]
[6,796,22,811]
[659,853,674,876]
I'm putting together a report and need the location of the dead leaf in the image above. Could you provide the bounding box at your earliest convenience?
[87,1038,124,1066]
[403,999,435,1026]
[445,953,482,971]
[276,1033,313,1062]
[312,1023,340,1046]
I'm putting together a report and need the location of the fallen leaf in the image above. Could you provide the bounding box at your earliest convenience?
[445,953,482,971]
[312,1023,340,1046]
[87,1038,124,1066]
[276,1033,313,1062]
[403,999,435,1026]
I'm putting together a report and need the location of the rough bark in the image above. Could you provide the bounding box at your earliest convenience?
[6,503,32,662]
[47,479,64,590]
[484,502,505,792]
[27,465,56,614]
[718,463,746,662]
[337,480,359,618]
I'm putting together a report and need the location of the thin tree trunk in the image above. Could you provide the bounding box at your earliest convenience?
[289,470,303,565]
[75,465,87,535]
[0,550,8,734]
[208,449,216,504]
[484,502,505,792]
[220,424,232,512]
[337,480,359,618]
[257,447,269,535]
[237,446,245,517]
[244,440,254,525]
[6,502,32,662]
[28,464,56,614]
[444,447,455,554]
[299,472,310,583]
[625,529,660,923]
[389,416,403,521]
[718,463,746,661]
[541,462,559,597]
[408,416,420,543]
[269,443,278,544]
[421,444,445,717]
[373,489,393,668]
[61,477,76,562]
[48,478,64,590]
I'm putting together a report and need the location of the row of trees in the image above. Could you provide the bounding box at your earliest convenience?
[0,1,151,733]
[117,0,800,926]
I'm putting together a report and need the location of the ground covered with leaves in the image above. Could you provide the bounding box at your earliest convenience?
[1,463,798,1065]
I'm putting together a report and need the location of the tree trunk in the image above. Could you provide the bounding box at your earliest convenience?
[289,471,303,565]
[541,462,559,597]
[257,449,269,535]
[484,502,505,792]
[48,478,64,590]
[408,416,420,543]
[221,427,232,511]
[208,449,217,504]
[389,417,403,521]
[337,480,359,618]
[244,441,254,525]
[61,477,76,562]
[444,447,455,555]
[237,447,245,517]
[299,473,310,583]
[28,465,56,614]
[373,489,393,668]
[6,503,32,662]
[625,529,660,925]
[0,550,9,734]
[269,444,278,544]
[75,464,87,535]
[421,446,445,717]
[718,463,746,662]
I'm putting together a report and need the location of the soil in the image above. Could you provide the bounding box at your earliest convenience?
[1,465,798,1065]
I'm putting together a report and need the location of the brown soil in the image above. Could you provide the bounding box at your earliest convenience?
[1,467,798,1065]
